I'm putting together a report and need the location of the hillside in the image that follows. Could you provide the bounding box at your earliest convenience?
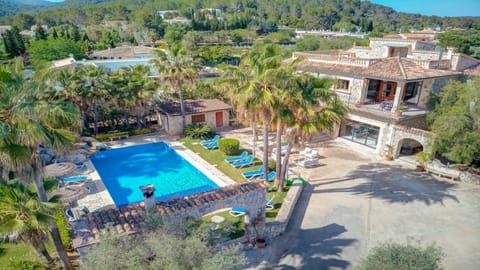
[0,0,477,33]
[0,0,53,17]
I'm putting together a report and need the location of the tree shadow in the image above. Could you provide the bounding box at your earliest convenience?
[313,162,459,205]
[268,185,355,270]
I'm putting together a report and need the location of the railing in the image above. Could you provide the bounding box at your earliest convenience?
[293,52,378,67]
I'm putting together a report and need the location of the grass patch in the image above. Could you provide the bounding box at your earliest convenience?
[0,241,57,269]
[200,211,245,240]
[180,137,262,183]
[179,137,289,222]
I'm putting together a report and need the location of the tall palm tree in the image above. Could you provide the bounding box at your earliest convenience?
[0,180,59,266]
[276,75,348,191]
[117,65,157,130]
[150,43,200,133]
[0,59,78,269]
[221,44,288,181]
[75,65,110,136]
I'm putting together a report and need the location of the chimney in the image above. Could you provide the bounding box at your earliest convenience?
[140,184,156,211]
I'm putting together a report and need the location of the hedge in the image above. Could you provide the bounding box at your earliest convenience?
[94,129,152,141]
[218,138,240,155]
[54,210,72,250]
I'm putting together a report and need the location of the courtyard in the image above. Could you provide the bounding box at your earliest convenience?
[246,138,480,269]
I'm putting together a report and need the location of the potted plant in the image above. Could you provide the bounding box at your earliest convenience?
[415,151,432,172]
[355,101,362,108]
[384,144,394,161]
[394,103,405,117]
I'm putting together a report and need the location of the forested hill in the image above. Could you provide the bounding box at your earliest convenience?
[0,0,54,17]
[0,0,478,32]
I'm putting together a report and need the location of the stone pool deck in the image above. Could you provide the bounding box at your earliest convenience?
[74,131,234,214]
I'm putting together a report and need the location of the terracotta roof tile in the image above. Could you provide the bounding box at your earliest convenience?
[71,181,269,248]
[298,57,460,81]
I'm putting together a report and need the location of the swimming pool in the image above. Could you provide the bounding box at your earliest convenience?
[90,58,156,72]
[90,142,219,206]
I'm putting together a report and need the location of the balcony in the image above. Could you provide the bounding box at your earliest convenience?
[346,102,429,122]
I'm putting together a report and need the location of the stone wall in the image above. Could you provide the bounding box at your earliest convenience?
[264,180,304,239]
[451,54,480,71]
[397,115,428,130]
[163,110,230,135]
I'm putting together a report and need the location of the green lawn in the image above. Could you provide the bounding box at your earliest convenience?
[179,137,289,222]
[0,240,56,269]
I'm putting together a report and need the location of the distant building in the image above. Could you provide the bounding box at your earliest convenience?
[0,25,11,37]
[157,10,176,18]
[51,56,77,69]
[158,99,232,135]
[90,46,158,60]
[295,30,368,40]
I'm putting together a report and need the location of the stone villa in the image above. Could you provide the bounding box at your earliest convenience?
[293,38,480,158]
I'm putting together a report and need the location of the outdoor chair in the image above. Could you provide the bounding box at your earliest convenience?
[203,142,219,150]
[74,162,86,170]
[242,166,265,180]
[231,155,254,168]
[300,147,313,157]
[65,208,76,222]
[265,196,275,210]
[229,207,246,217]
[254,171,276,182]
[200,135,220,146]
[58,175,89,183]
[225,151,248,164]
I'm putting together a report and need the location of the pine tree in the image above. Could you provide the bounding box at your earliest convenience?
[34,24,47,41]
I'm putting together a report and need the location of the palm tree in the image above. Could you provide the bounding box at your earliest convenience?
[276,75,348,191]
[0,180,59,266]
[221,44,288,181]
[116,65,157,130]
[150,43,200,133]
[0,59,78,269]
[75,65,110,136]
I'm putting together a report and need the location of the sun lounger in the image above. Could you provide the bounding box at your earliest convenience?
[65,208,76,222]
[74,162,86,169]
[231,155,254,168]
[255,171,276,182]
[300,147,312,157]
[61,175,89,183]
[242,166,265,180]
[265,196,275,209]
[200,135,219,146]
[203,142,219,150]
[225,151,248,164]
[229,207,246,217]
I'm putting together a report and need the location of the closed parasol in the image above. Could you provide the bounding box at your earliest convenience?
[44,162,77,177]
[47,185,89,204]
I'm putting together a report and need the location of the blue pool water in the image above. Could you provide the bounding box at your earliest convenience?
[92,58,155,72]
[90,142,219,206]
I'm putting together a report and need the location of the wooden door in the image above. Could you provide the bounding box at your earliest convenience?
[215,112,223,127]
[377,82,397,101]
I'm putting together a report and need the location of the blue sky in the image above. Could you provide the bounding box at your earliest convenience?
[371,0,480,17]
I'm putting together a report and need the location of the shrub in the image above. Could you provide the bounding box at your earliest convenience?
[268,159,276,171]
[7,259,47,270]
[129,128,152,136]
[356,242,444,270]
[185,124,215,139]
[218,138,240,155]
[94,129,152,141]
[54,210,72,250]
[94,131,129,141]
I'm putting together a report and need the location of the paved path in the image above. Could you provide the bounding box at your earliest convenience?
[248,139,480,269]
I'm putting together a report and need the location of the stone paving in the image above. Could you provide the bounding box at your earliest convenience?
[75,131,234,213]
[242,138,480,270]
